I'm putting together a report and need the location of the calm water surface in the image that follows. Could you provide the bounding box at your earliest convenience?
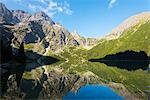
[63,84,124,100]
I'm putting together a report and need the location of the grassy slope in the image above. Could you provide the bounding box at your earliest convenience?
[87,22,150,59]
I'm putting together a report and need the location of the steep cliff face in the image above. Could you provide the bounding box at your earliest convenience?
[0,2,14,24]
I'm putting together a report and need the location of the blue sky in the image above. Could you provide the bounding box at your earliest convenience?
[1,0,150,38]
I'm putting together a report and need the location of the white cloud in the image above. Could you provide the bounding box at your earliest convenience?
[63,1,73,15]
[37,0,49,5]
[108,0,117,8]
[0,0,7,3]
[1,0,73,17]
[47,2,62,12]
[28,0,73,17]
[28,4,37,12]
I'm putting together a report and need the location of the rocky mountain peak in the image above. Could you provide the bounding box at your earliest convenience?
[12,10,31,22]
[71,30,81,40]
[30,11,51,21]
[0,2,8,13]
[0,2,54,25]
[35,11,48,18]
[25,11,54,25]
[12,10,27,14]
[0,2,13,24]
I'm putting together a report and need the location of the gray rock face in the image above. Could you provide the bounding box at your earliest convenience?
[43,23,80,51]
[0,2,13,24]
[29,11,54,24]
[12,10,31,22]
[24,21,46,43]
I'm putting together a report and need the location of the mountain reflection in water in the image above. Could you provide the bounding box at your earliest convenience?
[89,51,149,71]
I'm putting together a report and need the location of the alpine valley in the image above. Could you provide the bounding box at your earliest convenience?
[0,2,150,100]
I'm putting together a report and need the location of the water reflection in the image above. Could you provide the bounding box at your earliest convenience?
[89,50,149,71]
[89,60,149,71]
[1,49,149,99]
[0,48,59,96]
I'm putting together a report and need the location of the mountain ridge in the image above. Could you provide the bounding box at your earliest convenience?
[105,11,150,40]
[0,2,98,53]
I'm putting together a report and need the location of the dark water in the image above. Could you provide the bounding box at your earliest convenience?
[89,50,149,71]
[63,85,124,100]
